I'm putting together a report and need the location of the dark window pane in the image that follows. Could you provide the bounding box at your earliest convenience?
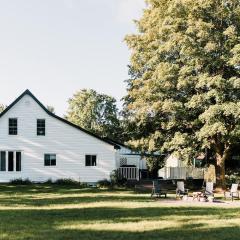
[44,154,56,166]
[37,119,45,136]
[9,118,18,135]
[85,155,91,166]
[16,152,21,171]
[85,155,97,166]
[44,158,50,166]
[45,154,50,161]
[0,151,6,171]
[51,159,56,166]
[8,152,14,171]
[92,155,97,166]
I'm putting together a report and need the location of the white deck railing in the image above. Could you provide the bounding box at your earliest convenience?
[118,167,139,180]
[162,167,204,179]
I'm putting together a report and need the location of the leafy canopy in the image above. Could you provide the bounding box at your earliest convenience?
[66,89,121,140]
[124,0,240,164]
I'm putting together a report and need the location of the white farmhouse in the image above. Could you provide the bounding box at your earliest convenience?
[0,90,147,183]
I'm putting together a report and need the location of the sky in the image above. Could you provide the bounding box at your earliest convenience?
[0,0,146,116]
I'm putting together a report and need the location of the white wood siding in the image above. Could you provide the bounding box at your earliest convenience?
[165,155,186,167]
[0,95,116,183]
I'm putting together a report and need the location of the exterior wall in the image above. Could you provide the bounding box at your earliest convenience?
[0,95,116,183]
[158,154,204,179]
[158,155,184,178]
[165,155,186,167]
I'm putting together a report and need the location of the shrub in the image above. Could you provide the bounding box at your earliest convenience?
[44,179,53,184]
[117,178,128,186]
[110,170,118,184]
[10,178,32,185]
[97,179,112,188]
[110,170,127,186]
[79,182,89,188]
[54,178,81,186]
[226,169,240,186]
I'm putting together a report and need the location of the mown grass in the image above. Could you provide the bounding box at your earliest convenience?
[0,184,239,240]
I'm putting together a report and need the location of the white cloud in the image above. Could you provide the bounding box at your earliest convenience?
[116,0,146,24]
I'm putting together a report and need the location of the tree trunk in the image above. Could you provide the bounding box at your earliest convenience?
[216,149,229,189]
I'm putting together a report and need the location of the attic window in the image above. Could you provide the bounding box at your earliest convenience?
[9,118,17,135]
[37,119,45,136]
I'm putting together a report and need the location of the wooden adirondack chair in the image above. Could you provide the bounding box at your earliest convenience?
[151,180,167,198]
[176,181,188,199]
[224,183,239,201]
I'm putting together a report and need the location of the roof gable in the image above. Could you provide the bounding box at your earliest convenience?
[0,89,120,149]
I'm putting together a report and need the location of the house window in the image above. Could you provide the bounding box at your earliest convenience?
[37,119,45,136]
[85,155,97,166]
[44,154,56,166]
[0,151,21,172]
[0,151,6,171]
[8,151,14,171]
[9,118,17,135]
[16,152,21,171]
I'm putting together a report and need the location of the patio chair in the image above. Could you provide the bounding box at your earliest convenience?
[202,182,214,201]
[224,183,239,201]
[176,181,188,199]
[151,180,167,198]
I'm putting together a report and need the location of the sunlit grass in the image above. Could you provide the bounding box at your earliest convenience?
[0,184,239,240]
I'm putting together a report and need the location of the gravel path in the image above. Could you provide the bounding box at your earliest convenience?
[156,197,240,208]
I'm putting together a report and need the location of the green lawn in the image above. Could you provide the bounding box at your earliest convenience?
[0,184,239,240]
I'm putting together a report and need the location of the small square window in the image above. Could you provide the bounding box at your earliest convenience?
[85,155,97,166]
[44,154,56,166]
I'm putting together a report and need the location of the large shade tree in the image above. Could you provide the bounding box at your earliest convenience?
[124,0,240,187]
[66,89,122,140]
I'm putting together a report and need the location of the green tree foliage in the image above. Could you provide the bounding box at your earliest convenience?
[124,0,240,187]
[66,89,122,140]
[0,104,6,113]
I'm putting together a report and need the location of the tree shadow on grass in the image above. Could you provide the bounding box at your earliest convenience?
[0,210,239,240]
[0,194,151,206]
[53,226,240,240]
[0,185,239,240]
[0,184,150,207]
[0,207,240,236]
[0,184,131,195]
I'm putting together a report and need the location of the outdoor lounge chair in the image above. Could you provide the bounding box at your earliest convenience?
[176,181,188,199]
[151,180,167,198]
[224,183,239,201]
[202,182,214,201]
